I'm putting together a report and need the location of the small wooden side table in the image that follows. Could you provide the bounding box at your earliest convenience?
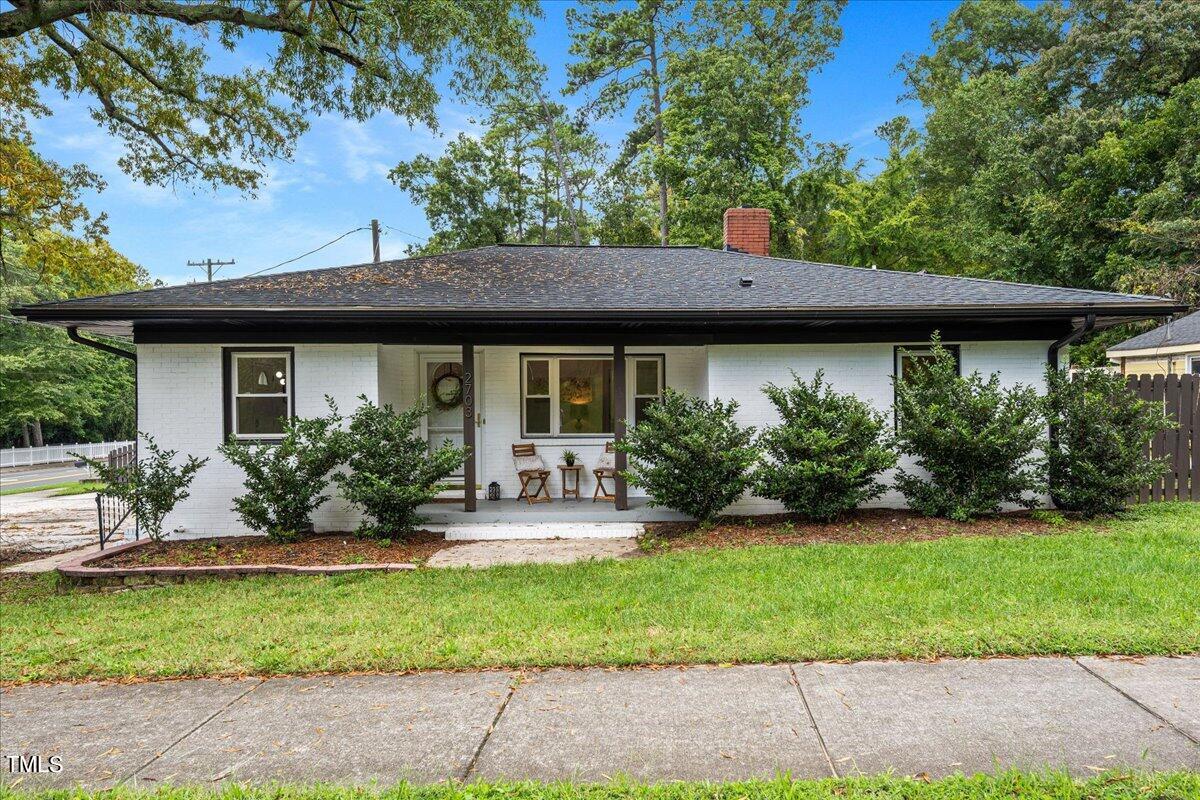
[557,464,583,500]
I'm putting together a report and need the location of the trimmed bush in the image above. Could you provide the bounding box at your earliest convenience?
[616,388,757,523]
[754,371,896,521]
[893,337,1044,521]
[79,433,207,541]
[1044,367,1170,515]
[218,400,346,542]
[335,396,467,537]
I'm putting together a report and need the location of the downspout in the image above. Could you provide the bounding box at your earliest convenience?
[67,326,136,361]
[1046,313,1095,372]
[1046,313,1095,510]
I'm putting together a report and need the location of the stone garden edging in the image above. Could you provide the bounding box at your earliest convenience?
[56,538,416,591]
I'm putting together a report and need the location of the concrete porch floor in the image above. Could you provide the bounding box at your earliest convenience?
[418,496,692,525]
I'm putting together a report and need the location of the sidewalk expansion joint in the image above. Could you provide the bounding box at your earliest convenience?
[789,664,839,778]
[462,672,520,780]
[119,678,265,785]
[1072,658,1199,747]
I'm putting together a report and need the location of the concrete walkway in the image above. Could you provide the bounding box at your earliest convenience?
[2,657,1196,788]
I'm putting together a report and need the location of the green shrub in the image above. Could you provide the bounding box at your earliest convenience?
[334,396,466,537]
[754,371,896,521]
[78,434,207,541]
[893,337,1045,521]
[218,400,346,542]
[616,388,757,523]
[1044,367,1170,515]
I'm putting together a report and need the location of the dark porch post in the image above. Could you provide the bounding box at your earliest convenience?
[462,343,477,512]
[613,343,628,510]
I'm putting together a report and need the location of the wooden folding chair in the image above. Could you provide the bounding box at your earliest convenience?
[592,441,617,502]
[512,443,552,505]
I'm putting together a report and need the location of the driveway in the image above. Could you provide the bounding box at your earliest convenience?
[2,656,1196,788]
[0,489,99,557]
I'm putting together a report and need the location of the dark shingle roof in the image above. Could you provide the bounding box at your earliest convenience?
[1109,309,1200,352]
[20,244,1177,316]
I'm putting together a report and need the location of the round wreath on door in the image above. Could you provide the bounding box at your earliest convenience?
[430,364,464,411]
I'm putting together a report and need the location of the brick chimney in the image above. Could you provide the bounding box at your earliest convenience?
[723,207,771,256]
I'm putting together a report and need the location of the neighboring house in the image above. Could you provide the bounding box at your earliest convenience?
[16,208,1183,536]
[1106,309,1200,376]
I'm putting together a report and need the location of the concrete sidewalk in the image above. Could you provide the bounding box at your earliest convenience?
[2,656,1197,788]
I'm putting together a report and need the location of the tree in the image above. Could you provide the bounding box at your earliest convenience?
[754,371,895,521]
[616,388,758,523]
[893,337,1045,521]
[335,397,466,537]
[567,0,684,245]
[3,0,539,192]
[1044,367,1170,515]
[819,118,965,272]
[391,95,602,254]
[80,434,207,542]
[218,401,347,542]
[901,0,1200,299]
[658,0,843,253]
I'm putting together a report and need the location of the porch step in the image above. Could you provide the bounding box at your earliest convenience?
[433,522,644,541]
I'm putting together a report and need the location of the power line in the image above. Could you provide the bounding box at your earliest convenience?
[242,226,369,277]
[381,224,429,244]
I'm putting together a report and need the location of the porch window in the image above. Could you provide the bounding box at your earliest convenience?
[520,354,665,437]
[632,357,664,424]
[225,350,294,439]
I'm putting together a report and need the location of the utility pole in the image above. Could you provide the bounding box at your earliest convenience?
[187,257,236,282]
[371,219,381,263]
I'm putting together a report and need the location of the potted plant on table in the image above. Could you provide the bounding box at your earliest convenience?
[562,450,578,467]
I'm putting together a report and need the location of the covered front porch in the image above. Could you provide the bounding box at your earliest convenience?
[379,341,710,515]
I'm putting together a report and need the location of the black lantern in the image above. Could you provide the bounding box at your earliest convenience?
[487,481,501,501]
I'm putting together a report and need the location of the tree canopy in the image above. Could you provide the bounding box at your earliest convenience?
[2,0,539,192]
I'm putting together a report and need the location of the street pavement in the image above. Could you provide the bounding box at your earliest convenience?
[1,464,94,493]
[2,656,1196,788]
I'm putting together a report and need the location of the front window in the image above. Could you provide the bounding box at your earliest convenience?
[894,345,961,383]
[230,351,292,438]
[521,354,665,437]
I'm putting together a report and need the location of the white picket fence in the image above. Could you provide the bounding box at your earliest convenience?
[0,441,135,469]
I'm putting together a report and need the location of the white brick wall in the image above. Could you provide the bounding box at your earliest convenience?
[141,338,1052,535]
[138,343,378,537]
[706,339,1053,510]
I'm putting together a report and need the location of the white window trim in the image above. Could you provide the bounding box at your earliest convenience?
[230,351,293,439]
[520,354,664,438]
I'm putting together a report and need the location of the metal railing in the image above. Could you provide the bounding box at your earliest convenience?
[1,441,135,469]
[98,445,138,549]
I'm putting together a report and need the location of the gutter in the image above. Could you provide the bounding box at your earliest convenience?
[67,326,136,361]
[1046,313,1096,371]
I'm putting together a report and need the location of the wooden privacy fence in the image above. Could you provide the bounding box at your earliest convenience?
[1126,373,1200,502]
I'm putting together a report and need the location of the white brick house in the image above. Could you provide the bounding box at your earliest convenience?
[18,208,1183,536]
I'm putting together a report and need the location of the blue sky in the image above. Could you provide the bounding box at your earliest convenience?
[29,0,959,287]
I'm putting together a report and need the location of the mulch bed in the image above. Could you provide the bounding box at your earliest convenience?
[0,550,49,569]
[96,532,456,569]
[643,508,1082,551]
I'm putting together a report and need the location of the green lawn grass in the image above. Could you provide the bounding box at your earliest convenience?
[2,504,1198,683]
[0,480,103,497]
[4,773,1198,800]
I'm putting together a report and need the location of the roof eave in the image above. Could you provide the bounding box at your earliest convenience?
[14,301,1188,324]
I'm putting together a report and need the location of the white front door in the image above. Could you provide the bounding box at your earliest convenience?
[420,353,483,484]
